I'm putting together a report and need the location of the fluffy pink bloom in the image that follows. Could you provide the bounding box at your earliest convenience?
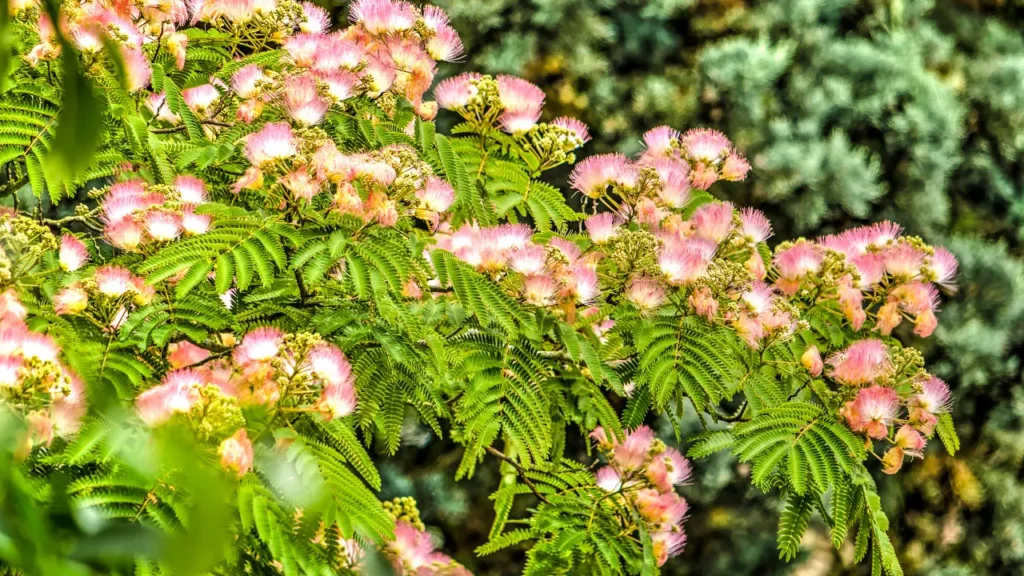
[827,339,892,386]
[120,46,152,92]
[909,376,952,414]
[658,248,710,286]
[280,166,321,201]
[245,122,297,166]
[318,377,358,419]
[635,489,689,526]
[551,116,590,144]
[646,158,691,208]
[801,346,823,377]
[646,447,692,492]
[895,425,926,457]
[231,65,266,99]
[625,276,666,311]
[740,281,775,315]
[53,285,89,316]
[849,252,886,289]
[388,521,437,571]
[299,1,330,33]
[425,23,464,62]
[891,282,939,316]
[146,92,181,124]
[135,369,204,426]
[875,301,903,336]
[569,154,637,198]
[733,313,766,348]
[0,290,26,323]
[652,529,687,567]
[613,425,655,472]
[691,202,735,243]
[569,264,599,304]
[914,309,938,338]
[181,206,212,235]
[927,247,958,290]
[319,69,361,102]
[595,466,623,492]
[349,0,417,35]
[143,211,182,242]
[681,128,732,163]
[102,179,148,222]
[174,175,207,204]
[361,52,397,95]
[738,208,772,244]
[434,72,481,110]
[218,429,254,477]
[283,32,323,68]
[168,341,211,369]
[181,84,220,115]
[641,126,681,161]
[689,162,718,190]
[59,235,89,272]
[720,151,751,181]
[496,75,545,134]
[233,327,284,365]
[773,242,824,295]
[0,355,23,388]
[282,74,329,126]
[522,274,558,306]
[307,343,353,387]
[843,386,900,439]
[586,213,621,244]
[883,243,927,278]
[166,32,188,70]
[416,176,456,212]
[20,332,59,362]
[507,245,548,276]
[104,218,144,252]
[94,266,134,297]
[836,276,867,330]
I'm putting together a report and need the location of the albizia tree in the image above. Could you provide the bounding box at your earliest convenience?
[0,0,961,574]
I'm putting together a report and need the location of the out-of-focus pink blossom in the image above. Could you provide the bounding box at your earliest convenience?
[218,429,254,477]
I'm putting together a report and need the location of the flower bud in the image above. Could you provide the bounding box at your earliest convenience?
[801,346,823,377]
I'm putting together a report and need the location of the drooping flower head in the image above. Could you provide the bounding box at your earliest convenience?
[625,276,666,311]
[645,447,692,492]
[827,339,892,386]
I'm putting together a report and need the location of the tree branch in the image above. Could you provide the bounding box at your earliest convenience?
[485,446,551,505]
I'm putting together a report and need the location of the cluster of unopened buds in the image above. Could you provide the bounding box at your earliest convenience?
[0,289,86,457]
[96,177,212,252]
[798,338,953,475]
[590,426,691,567]
[437,73,590,170]
[133,327,357,477]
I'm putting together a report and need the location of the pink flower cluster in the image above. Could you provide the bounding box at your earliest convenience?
[0,290,87,453]
[570,126,749,200]
[433,223,600,307]
[778,221,957,337]
[437,72,589,142]
[828,340,953,474]
[591,426,691,567]
[100,177,212,252]
[54,264,156,332]
[384,521,472,576]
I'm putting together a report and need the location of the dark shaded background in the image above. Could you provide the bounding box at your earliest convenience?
[330,1,1024,574]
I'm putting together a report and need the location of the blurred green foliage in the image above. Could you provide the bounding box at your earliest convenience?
[324,0,1024,573]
